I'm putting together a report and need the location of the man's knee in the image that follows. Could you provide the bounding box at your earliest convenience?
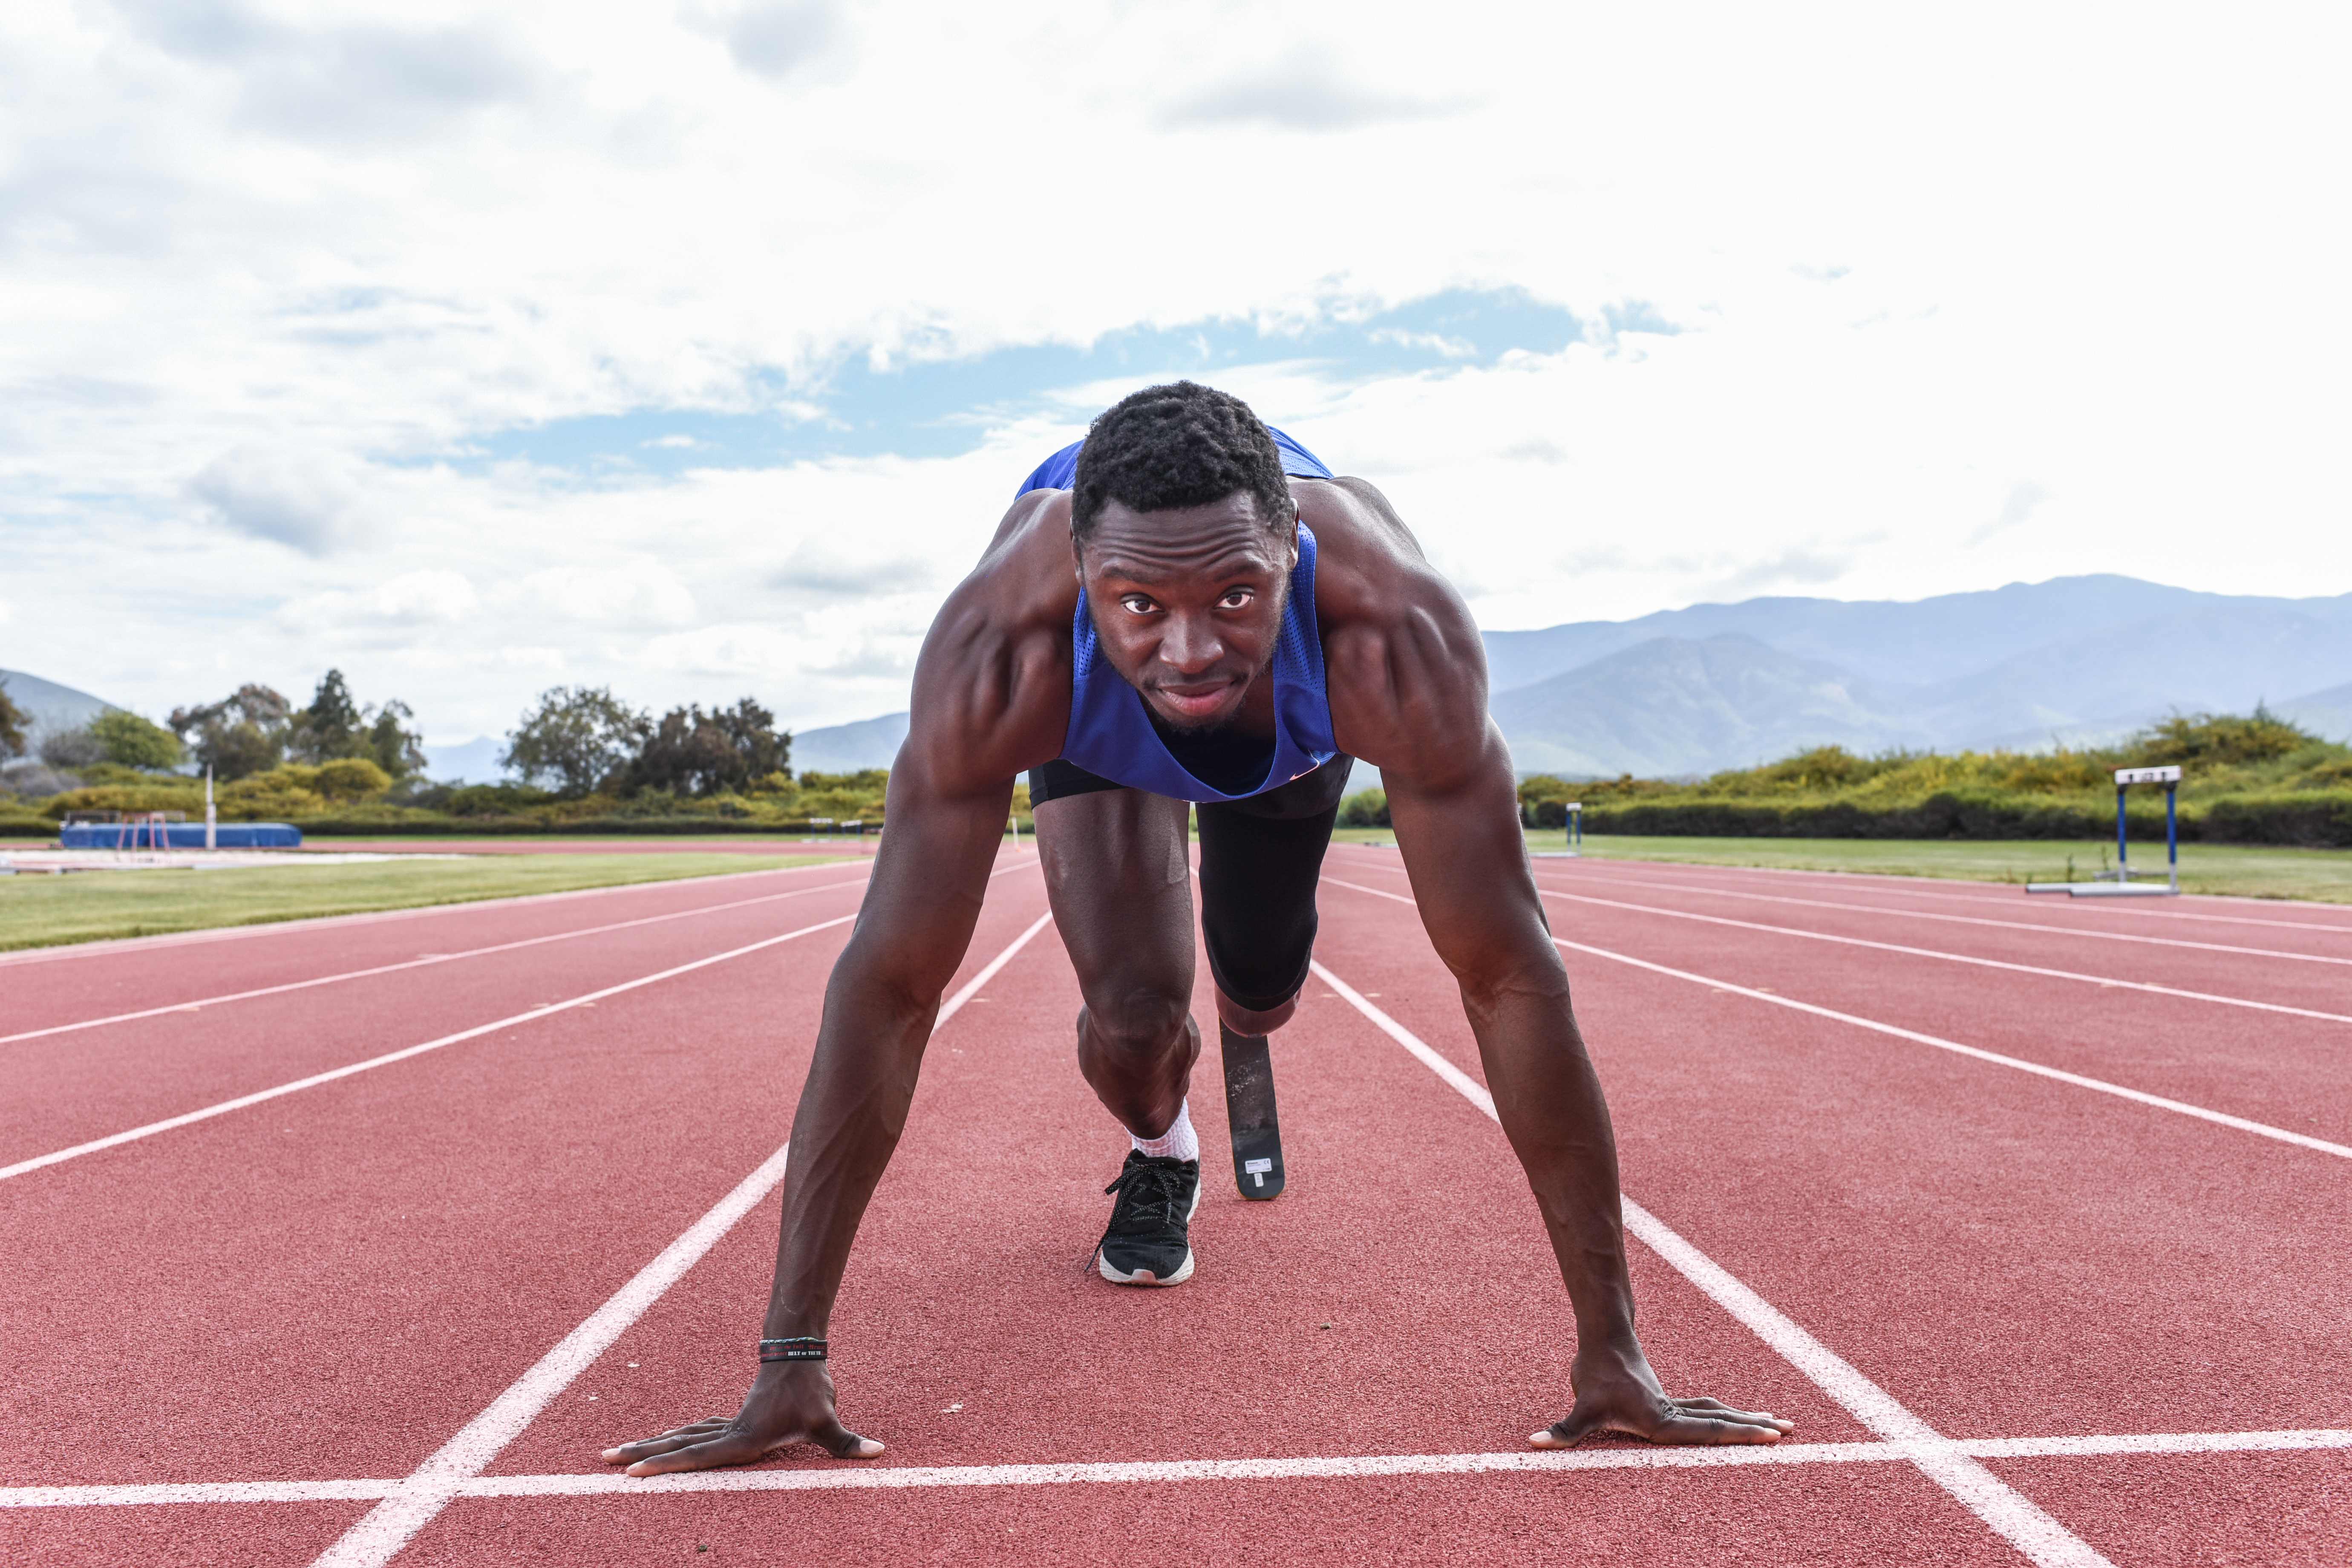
[1215,986,1297,1037]
[1079,983,1192,1058]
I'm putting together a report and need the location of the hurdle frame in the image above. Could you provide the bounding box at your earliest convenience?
[2025,764,2182,897]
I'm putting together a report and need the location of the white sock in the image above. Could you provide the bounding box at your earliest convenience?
[1132,1100,1200,1162]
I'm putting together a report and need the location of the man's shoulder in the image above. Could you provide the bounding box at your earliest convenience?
[1297,477,1465,637]
[1299,477,1493,784]
[898,490,1077,790]
[946,487,1082,632]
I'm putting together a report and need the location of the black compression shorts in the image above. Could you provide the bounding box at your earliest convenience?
[1028,754,1355,1014]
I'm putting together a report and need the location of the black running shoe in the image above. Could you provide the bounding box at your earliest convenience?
[1095,1150,1202,1286]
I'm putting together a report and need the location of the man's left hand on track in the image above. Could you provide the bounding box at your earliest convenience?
[1531,1349,1794,1448]
[600,1363,884,1476]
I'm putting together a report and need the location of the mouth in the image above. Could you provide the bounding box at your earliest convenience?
[1148,678,1243,727]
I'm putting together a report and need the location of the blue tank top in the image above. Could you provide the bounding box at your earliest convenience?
[1015,427,1340,803]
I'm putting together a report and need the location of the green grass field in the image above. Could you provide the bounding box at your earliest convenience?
[0,852,849,953]
[1323,827,2352,904]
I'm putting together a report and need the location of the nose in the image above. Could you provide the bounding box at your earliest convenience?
[1159,611,1225,675]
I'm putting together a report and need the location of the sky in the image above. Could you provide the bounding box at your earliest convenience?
[4,0,2349,749]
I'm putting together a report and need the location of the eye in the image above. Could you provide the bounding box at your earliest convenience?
[1119,593,1157,614]
[1217,588,1253,610]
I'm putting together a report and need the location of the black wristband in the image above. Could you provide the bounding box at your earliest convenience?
[758,1337,828,1363]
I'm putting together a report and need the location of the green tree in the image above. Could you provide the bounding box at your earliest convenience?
[288,669,365,763]
[287,671,429,778]
[39,726,107,770]
[0,677,26,760]
[169,685,292,781]
[502,686,649,797]
[89,709,185,770]
[360,699,428,779]
[623,697,791,797]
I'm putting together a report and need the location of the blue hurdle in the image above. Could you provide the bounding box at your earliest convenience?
[2026,764,2182,897]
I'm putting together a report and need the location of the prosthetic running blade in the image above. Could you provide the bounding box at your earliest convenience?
[1219,1024,1286,1199]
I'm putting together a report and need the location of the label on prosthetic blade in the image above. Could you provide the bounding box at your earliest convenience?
[1221,1029,1286,1200]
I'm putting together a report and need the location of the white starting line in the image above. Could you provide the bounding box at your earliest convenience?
[7,1427,2347,1510]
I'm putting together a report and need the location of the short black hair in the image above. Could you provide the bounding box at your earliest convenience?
[1069,381,1294,544]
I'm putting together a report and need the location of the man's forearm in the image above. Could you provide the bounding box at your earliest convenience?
[1464,985,1639,1351]
[759,953,949,1337]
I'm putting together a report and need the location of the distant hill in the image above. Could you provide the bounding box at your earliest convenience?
[1484,576,2352,776]
[2281,680,2352,743]
[419,736,508,783]
[0,668,114,747]
[792,711,910,774]
[1491,635,1931,776]
[1481,576,2343,693]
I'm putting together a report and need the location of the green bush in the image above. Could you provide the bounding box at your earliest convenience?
[2133,708,2311,767]
[1534,709,2352,847]
[2199,793,2352,848]
[446,783,561,817]
[313,757,393,802]
[1338,789,1389,828]
[89,709,184,770]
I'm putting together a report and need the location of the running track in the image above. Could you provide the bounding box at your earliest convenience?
[3,847,2348,1564]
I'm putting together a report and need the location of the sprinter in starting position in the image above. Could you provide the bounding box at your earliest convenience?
[605,381,1792,1471]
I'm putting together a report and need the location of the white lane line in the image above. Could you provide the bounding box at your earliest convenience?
[7,1427,2349,1509]
[1536,886,2352,1026]
[2,874,878,1046]
[1325,876,2352,1162]
[0,859,1032,1185]
[1309,957,2114,1568]
[309,905,1058,1568]
[1544,858,2352,937]
[0,856,875,968]
[0,917,843,1182]
[1531,868,2352,968]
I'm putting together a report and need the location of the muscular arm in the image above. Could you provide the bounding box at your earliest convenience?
[606,507,1069,1474]
[1320,480,1789,1447]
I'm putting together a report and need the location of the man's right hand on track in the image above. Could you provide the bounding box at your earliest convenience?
[601,1364,883,1476]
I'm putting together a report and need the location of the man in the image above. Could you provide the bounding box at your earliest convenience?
[605,382,1791,1472]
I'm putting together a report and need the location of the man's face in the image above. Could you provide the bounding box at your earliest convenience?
[1075,490,1297,733]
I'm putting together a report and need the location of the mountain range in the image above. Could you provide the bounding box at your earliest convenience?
[0,669,110,747]
[14,576,2351,784]
[787,575,2352,780]
[1487,576,2352,775]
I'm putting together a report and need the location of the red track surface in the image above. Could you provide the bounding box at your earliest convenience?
[3,848,2346,1565]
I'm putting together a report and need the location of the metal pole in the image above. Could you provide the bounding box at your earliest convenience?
[205,766,217,852]
[2116,783,2128,882]
[2166,783,2178,894]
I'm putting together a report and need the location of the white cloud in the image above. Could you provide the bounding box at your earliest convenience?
[767,542,939,599]
[375,568,480,620]
[280,568,479,631]
[188,447,370,555]
[2,0,2348,739]
[519,558,698,626]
